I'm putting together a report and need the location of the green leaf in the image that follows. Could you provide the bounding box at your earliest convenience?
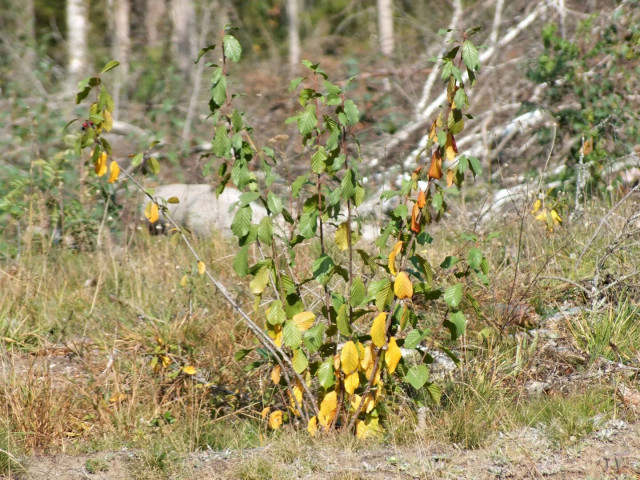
[239,191,260,206]
[212,125,230,157]
[444,311,466,340]
[343,99,360,125]
[299,211,318,239]
[336,304,351,336]
[313,254,334,283]
[375,279,393,312]
[292,348,308,374]
[404,329,423,350]
[283,321,302,349]
[350,277,365,307]
[341,169,356,200]
[211,71,227,107]
[311,147,327,174]
[462,40,480,71]
[288,76,305,92]
[468,156,483,176]
[453,88,468,109]
[405,364,430,389]
[292,174,309,197]
[258,216,273,245]
[234,348,252,361]
[317,359,335,389]
[267,192,284,215]
[468,248,483,270]
[223,34,242,62]
[303,324,324,353]
[101,60,120,73]
[444,284,463,308]
[231,206,252,238]
[233,245,249,276]
[426,382,442,404]
[440,256,460,269]
[266,300,286,325]
[297,104,317,135]
[195,44,216,63]
[457,155,469,173]
[250,266,270,295]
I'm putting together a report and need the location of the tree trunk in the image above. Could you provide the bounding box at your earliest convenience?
[287,0,300,71]
[67,0,88,79]
[377,0,393,56]
[112,0,130,118]
[170,0,196,80]
[146,0,166,48]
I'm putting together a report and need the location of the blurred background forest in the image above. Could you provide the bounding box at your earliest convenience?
[0,0,638,251]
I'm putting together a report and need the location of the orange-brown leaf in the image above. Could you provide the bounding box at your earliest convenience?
[411,203,420,233]
[428,150,443,179]
[417,190,427,208]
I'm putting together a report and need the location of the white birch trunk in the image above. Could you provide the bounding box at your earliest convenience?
[287,0,301,70]
[377,0,393,56]
[112,0,130,118]
[146,0,166,48]
[170,0,196,80]
[67,0,88,78]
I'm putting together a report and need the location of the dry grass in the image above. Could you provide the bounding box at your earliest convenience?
[2,190,640,478]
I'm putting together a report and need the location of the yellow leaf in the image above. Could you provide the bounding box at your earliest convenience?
[161,355,171,368]
[446,168,455,188]
[356,420,367,439]
[308,416,318,436]
[271,365,281,385]
[320,391,337,425]
[551,209,562,225]
[351,394,375,413]
[180,274,188,287]
[535,211,547,222]
[268,410,283,430]
[293,311,316,332]
[370,312,387,348]
[394,272,413,300]
[532,199,542,214]
[445,132,458,161]
[261,407,270,419]
[361,344,375,370]
[94,151,108,176]
[109,392,127,404]
[267,323,283,348]
[145,202,159,224]
[108,160,120,183]
[334,222,349,251]
[333,354,341,371]
[385,337,402,374]
[341,341,359,374]
[198,261,206,275]
[103,109,113,132]
[388,240,403,276]
[182,365,196,375]
[291,381,303,406]
[428,120,437,140]
[344,371,359,395]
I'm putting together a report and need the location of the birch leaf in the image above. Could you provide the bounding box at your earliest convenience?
[370,312,387,348]
[394,272,413,300]
[385,337,401,374]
